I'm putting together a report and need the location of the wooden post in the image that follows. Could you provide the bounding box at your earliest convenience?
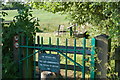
[70,27,73,36]
[73,24,76,34]
[95,34,111,79]
[21,36,26,78]
[0,14,2,80]
[58,25,60,36]
[13,35,19,62]
[13,35,20,78]
[115,47,120,77]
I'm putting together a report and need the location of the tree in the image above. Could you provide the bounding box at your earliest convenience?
[31,2,120,42]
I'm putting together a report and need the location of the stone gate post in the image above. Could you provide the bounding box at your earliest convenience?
[95,34,111,79]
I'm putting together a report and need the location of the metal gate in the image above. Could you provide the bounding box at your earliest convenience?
[18,35,96,79]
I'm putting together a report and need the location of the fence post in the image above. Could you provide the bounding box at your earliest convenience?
[95,34,111,79]
[0,17,2,80]
[70,27,73,36]
[13,35,19,62]
[13,35,20,77]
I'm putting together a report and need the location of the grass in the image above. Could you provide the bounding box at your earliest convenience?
[2,9,69,32]
[32,9,68,23]
[2,10,18,21]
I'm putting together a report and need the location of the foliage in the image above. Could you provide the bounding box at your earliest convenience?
[2,2,25,10]
[2,9,69,32]
[2,11,19,78]
[2,3,16,10]
[31,2,120,39]
[2,2,40,78]
[2,51,19,78]
[5,3,40,37]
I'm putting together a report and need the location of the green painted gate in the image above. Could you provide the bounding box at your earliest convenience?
[18,35,96,79]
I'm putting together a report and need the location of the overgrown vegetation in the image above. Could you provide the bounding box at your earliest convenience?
[2,3,40,78]
[32,2,120,39]
[2,2,19,10]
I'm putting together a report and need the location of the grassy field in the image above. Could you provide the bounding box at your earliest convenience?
[2,9,69,32]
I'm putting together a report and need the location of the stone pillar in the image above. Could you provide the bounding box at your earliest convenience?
[95,34,111,79]
[115,22,120,77]
[115,46,120,77]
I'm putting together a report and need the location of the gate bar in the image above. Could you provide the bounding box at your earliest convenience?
[19,45,91,55]
[74,39,76,80]
[18,35,22,78]
[82,37,86,79]
[26,36,29,78]
[90,38,96,79]
[41,37,43,47]
[65,39,68,80]
[54,49,83,69]
[57,38,59,55]
[33,36,36,78]
[18,50,41,62]
[49,37,51,54]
